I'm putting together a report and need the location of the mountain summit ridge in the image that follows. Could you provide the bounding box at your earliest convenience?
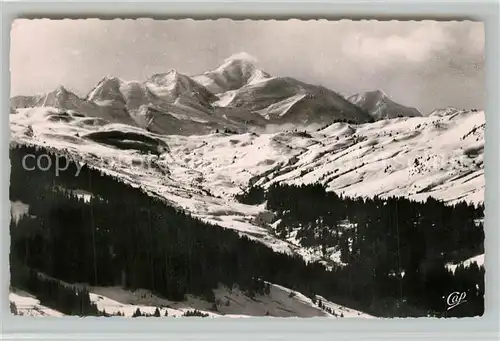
[11,53,466,135]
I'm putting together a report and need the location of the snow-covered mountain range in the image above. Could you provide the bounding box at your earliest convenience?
[11,53,421,135]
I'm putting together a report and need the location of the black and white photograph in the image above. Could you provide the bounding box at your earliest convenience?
[9,19,485,318]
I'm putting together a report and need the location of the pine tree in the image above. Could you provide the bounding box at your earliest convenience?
[132,308,142,318]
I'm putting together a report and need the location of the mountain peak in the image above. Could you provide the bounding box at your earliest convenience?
[194,53,270,93]
[212,53,263,75]
[49,85,82,100]
[371,89,387,96]
[223,52,258,64]
[363,89,389,100]
[148,69,183,85]
[54,85,68,93]
[50,85,71,97]
[99,76,125,85]
[86,76,127,103]
[166,69,180,76]
[348,90,422,120]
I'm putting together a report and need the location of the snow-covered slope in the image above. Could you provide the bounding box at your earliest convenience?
[164,109,484,205]
[10,282,372,318]
[219,76,372,125]
[9,290,65,317]
[87,283,371,318]
[348,90,422,120]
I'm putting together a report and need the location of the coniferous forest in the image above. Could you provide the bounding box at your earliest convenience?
[10,143,484,318]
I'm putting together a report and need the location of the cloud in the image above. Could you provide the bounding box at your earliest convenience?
[224,52,259,64]
[341,22,454,67]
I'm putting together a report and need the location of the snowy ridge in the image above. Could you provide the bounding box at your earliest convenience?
[12,54,417,134]
[428,107,465,117]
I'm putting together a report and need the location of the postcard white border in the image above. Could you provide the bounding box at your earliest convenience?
[1,1,499,340]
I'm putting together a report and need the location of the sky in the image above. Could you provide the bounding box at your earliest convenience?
[10,19,484,114]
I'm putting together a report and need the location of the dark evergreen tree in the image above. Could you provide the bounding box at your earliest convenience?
[132,308,142,318]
